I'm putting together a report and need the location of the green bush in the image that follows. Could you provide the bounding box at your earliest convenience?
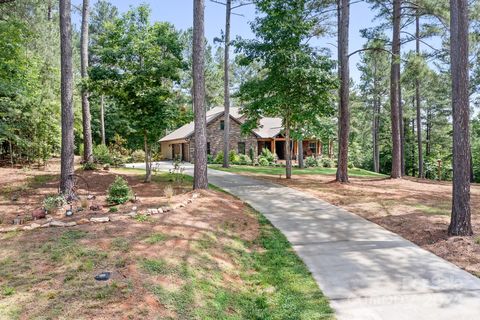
[207,154,214,164]
[43,195,66,213]
[229,150,241,164]
[131,149,146,162]
[82,161,97,171]
[320,157,335,168]
[305,156,318,168]
[110,151,127,167]
[258,157,269,166]
[107,176,132,205]
[260,148,276,164]
[214,152,224,164]
[93,144,112,164]
[249,147,255,163]
[238,154,251,165]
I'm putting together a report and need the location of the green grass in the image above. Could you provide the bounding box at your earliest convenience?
[209,164,386,178]
[414,204,450,216]
[144,233,168,244]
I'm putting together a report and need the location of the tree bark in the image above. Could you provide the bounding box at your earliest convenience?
[193,0,208,189]
[399,79,405,176]
[373,59,380,173]
[298,139,304,169]
[80,0,93,164]
[390,0,402,179]
[415,12,424,178]
[448,0,472,236]
[336,0,350,183]
[144,131,152,183]
[59,0,75,199]
[100,94,106,145]
[222,0,231,168]
[285,120,292,179]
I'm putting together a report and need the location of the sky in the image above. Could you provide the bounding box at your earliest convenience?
[72,0,441,83]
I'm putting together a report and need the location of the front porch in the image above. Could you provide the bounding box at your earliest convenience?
[257,138,325,160]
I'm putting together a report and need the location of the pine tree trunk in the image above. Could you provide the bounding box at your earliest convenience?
[193,0,208,189]
[100,94,106,145]
[373,59,380,173]
[390,0,402,179]
[298,139,304,169]
[144,131,152,183]
[59,0,75,199]
[411,118,416,177]
[80,0,93,164]
[285,120,292,179]
[415,12,424,178]
[448,0,472,236]
[336,0,350,183]
[399,81,405,176]
[222,0,231,168]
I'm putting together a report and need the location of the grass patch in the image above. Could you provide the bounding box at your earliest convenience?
[475,237,480,245]
[209,164,386,178]
[140,258,178,276]
[414,204,450,216]
[28,174,56,188]
[144,233,168,244]
[111,237,130,252]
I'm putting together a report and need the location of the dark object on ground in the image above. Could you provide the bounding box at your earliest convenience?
[94,272,111,281]
[32,208,46,220]
[90,205,102,211]
[13,215,24,225]
[11,193,19,202]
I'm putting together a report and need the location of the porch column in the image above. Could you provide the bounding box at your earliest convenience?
[272,139,276,155]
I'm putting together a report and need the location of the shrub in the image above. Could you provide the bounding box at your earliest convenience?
[305,156,318,168]
[43,195,66,213]
[109,206,118,213]
[208,154,216,164]
[82,161,97,171]
[131,149,146,163]
[229,150,241,164]
[107,176,132,205]
[110,151,127,167]
[93,144,112,164]
[238,154,251,165]
[320,157,335,168]
[260,148,275,163]
[258,157,269,166]
[214,152,224,164]
[249,147,255,163]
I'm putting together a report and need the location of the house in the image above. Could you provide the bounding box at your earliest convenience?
[159,107,324,162]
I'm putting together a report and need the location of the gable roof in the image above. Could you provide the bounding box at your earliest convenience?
[159,107,283,142]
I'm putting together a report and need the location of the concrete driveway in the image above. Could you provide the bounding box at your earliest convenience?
[124,161,480,320]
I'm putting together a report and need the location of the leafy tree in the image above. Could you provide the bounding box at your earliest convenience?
[237,0,337,179]
[92,5,185,182]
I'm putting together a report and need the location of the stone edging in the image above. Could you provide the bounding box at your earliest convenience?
[0,193,200,233]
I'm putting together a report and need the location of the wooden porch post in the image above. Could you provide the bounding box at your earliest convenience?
[272,139,276,155]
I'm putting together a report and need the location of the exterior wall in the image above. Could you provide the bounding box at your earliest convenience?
[189,116,258,162]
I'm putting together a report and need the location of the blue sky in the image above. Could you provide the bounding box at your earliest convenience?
[73,1,441,83]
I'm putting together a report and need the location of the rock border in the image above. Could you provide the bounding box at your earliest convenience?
[0,192,201,233]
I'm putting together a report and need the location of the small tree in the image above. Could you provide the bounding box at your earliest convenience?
[237,0,337,179]
[92,5,184,182]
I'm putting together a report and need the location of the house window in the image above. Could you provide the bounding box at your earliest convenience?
[220,120,225,130]
[238,142,246,155]
[309,142,316,154]
[207,142,211,155]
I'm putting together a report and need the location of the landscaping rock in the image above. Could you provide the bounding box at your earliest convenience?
[31,208,46,220]
[147,208,159,215]
[127,212,137,218]
[50,220,67,227]
[64,222,77,227]
[77,218,90,225]
[157,208,164,214]
[23,223,41,231]
[0,226,20,233]
[87,194,96,200]
[41,222,51,228]
[191,193,200,199]
[90,217,110,223]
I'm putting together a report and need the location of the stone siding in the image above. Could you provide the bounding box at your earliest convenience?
[189,116,258,162]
